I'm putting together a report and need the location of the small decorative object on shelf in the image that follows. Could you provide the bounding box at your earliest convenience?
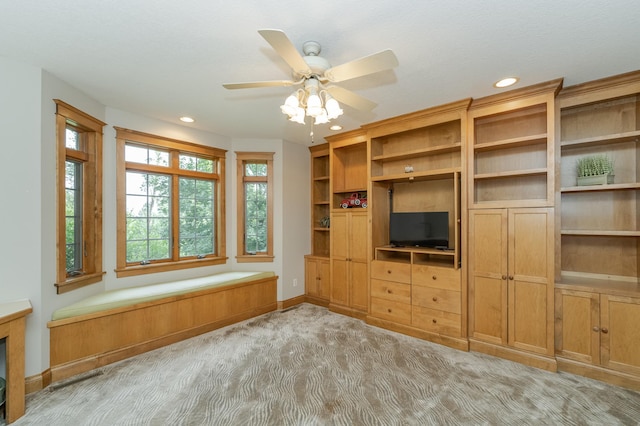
[576,154,614,186]
[320,216,330,228]
[340,192,368,209]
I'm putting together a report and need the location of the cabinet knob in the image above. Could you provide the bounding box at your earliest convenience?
[432,297,438,302]
[432,275,437,280]
[501,275,507,280]
[387,308,392,313]
[387,289,393,294]
[508,275,514,280]
[387,270,391,274]
[432,319,437,324]
[592,326,600,332]
[601,328,609,334]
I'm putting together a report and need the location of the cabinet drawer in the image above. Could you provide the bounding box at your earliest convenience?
[412,306,461,336]
[371,260,411,284]
[371,297,412,325]
[371,279,411,304]
[412,286,461,314]
[412,265,460,291]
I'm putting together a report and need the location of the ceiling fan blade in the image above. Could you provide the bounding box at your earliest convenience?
[258,29,311,76]
[223,80,297,90]
[326,86,377,111]
[325,49,399,82]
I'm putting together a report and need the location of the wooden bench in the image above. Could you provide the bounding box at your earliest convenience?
[48,271,277,382]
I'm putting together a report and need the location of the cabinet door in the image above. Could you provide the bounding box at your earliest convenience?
[330,212,349,306]
[601,294,640,376]
[305,258,319,296]
[469,209,508,345]
[318,258,331,300]
[555,289,600,365]
[508,208,554,355]
[350,259,369,312]
[348,211,368,262]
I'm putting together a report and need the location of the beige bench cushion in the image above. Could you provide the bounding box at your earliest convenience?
[52,271,275,321]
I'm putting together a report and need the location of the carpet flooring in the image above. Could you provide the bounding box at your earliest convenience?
[6,303,640,425]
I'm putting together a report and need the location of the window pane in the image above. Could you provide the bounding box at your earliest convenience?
[66,127,80,150]
[125,144,169,166]
[125,172,171,262]
[180,154,214,173]
[179,177,215,257]
[245,162,267,177]
[65,160,83,273]
[244,182,267,253]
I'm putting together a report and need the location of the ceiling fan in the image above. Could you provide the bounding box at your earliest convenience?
[223,29,399,125]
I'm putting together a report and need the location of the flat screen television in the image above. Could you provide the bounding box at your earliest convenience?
[389,211,449,248]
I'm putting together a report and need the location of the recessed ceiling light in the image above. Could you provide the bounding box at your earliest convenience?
[330,125,342,131]
[494,77,519,88]
[179,116,195,123]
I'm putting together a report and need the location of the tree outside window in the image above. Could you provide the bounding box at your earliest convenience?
[55,100,106,293]
[115,128,227,277]
[236,152,274,262]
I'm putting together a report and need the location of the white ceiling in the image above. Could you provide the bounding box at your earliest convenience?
[1,1,639,145]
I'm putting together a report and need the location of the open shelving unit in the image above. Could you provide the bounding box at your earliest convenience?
[556,73,640,290]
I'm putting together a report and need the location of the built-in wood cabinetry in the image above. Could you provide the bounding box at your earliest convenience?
[303,70,640,391]
[467,81,560,371]
[469,208,555,369]
[305,144,331,306]
[327,130,369,319]
[362,100,470,350]
[554,71,640,389]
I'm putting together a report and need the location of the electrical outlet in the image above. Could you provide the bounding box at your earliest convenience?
[292,278,298,287]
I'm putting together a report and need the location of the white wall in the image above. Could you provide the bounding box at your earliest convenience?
[0,57,44,377]
[0,57,311,378]
[281,140,311,301]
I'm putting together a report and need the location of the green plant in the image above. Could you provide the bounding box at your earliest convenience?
[576,154,614,177]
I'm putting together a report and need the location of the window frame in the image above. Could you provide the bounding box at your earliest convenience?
[54,99,106,294]
[235,152,274,263]
[115,127,227,277]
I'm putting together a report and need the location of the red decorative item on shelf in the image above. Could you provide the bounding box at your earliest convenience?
[340,192,367,209]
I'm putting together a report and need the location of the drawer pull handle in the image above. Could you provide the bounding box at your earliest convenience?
[387,270,392,274]
[432,297,438,302]
[432,275,437,280]
[387,308,392,313]
[601,328,609,334]
[387,289,393,294]
[592,326,600,332]
[432,319,437,324]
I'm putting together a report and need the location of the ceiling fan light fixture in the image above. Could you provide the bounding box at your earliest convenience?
[325,96,343,120]
[289,107,306,124]
[280,93,299,116]
[314,110,329,125]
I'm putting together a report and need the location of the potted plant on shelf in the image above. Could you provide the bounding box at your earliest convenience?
[576,154,614,186]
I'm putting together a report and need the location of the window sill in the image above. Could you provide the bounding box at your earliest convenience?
[55,271,105,294]
[236,255,275,263]
[115,256,228,278]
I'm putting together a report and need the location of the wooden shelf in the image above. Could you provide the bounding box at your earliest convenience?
[561,229,640,237]
[560,130,640,150]
[372,142,461,162]
[561,182,640,193]
[333,187,367,193]
[313,227,330,232]
[473,133,547,152]
[371,167,460,183]
[556,275,640,297]
[376,245,456,257]
[313,175,330,181]
[474,168,547,180]
[313,200,330,205]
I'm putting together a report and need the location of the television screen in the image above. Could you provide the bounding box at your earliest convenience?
[389,211,449,248]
